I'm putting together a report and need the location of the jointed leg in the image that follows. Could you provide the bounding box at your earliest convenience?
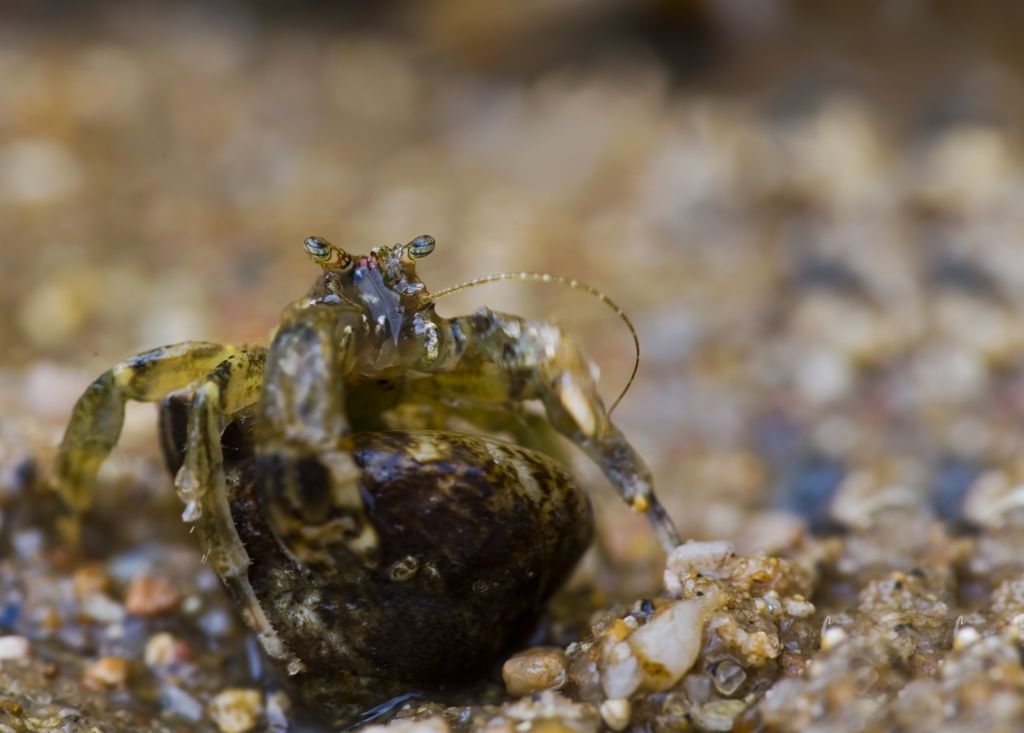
[173,348,305,674]
[448,308,680,551]
[258,305,376,567]
[55,341,238,512]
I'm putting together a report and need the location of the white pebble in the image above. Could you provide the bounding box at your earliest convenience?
[601,641,641,699]
[80,592,126,624]
[783,597,816,618]
[360,717,450,733]
[666,541,734,582]
[628,590,719,691]
[600,699,632,732]
[820,625,848,651]
[0,635,30,661]
[953,626,981,651]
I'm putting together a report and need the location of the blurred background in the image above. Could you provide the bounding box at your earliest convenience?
[5,0,1024,548]
[5,1,1024,730]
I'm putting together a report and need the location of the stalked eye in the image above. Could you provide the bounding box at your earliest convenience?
[304,236,332,260]
[303,236,353,271]
[407,235,436,259]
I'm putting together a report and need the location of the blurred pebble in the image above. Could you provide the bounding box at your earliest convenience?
[0,138,81,204]
[199,608,233,637]
[265,691,291,732]
[360,717,450,733]
[12,529,44,559]
[144,632,191,668]
[80,593,125,625]
[83,656,128,688]
[207,688,263,733]
[0,635,30,661]
[72,564,109,600]
[125,575,180,616]
[161,684,204,723]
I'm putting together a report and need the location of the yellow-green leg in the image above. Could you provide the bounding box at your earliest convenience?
[258,304,378,566]
[172,348,305,674]
[55,341,239,513]
[443,309,681,552]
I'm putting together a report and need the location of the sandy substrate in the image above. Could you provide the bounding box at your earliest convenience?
[4,3,1024,731]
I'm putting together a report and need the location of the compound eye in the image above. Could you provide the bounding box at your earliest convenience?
[304,236,331,260]
[407,235,436,259]
[303,236,352,270]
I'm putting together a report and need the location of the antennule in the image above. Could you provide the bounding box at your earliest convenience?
[426,272,640,414]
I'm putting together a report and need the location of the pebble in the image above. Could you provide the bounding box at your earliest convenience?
[664,541,735,594]
[599,699,631,731]
[72,564,109,600]
[80,592,126,624]
[144,632,191,668]
[361,717,450,733]
[0,635,30,661]
[693,699,749,732]
[125,575,181,616]
[0,137,82,204]
[820,625,848,652]
[502,647,567,696]
[82,656,128,688]
[601,640,641,699]
[160,684,204,722]
[208,688,263,733]
[627,590,720,691]
[953,625,981,651]
[265,691,291,732]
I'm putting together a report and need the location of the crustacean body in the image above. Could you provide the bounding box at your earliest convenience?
[54,235,678,725]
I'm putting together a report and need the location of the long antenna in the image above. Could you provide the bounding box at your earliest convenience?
[426,272,640,414]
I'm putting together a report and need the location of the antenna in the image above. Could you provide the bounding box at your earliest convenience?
[427,272,640,414]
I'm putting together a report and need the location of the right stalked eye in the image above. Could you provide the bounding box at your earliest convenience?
[407,235,436,259]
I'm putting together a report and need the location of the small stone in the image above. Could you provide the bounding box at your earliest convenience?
[80,592,125,624]
[599,699,631,732]
[0,636,30,661]
[144,632,191,668]
[83,656,128,688]
[628,590,720,691]
[265,691,291,732]
[161,684,204,722]
[693,699,748,732]
[125,575,181,616]
[72,564,109,599]
[712,660,746,696]
[208,688,263,733]
[683,673,712,704]
[361,717,450,733]
[601,641,641,699]
[665,541,735,587]
[953,626,981,651]
[820,625,848,651]
[502,647,567,696]
[783,597,815,618]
